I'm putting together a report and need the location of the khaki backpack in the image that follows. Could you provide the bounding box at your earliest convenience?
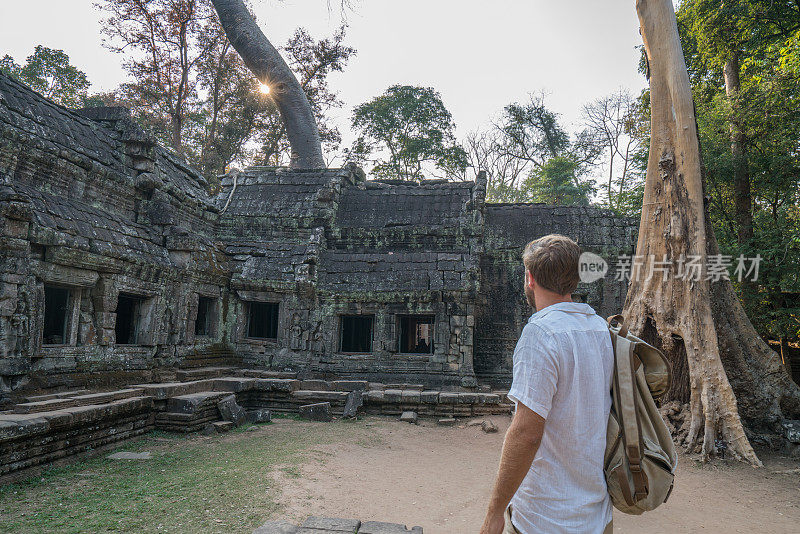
[604,315,677,515]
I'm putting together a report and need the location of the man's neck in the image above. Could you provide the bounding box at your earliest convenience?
[534,291,573,313]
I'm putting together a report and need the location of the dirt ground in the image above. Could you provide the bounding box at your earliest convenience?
[274,416,800,533]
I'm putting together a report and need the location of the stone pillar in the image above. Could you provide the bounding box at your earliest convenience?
[92,277,118,346]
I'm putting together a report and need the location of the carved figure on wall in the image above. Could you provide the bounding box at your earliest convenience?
[311,321,329,355]
[289,312,304,351]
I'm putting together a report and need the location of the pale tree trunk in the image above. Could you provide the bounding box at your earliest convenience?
[210,0,325,169]
[626,0,800,466]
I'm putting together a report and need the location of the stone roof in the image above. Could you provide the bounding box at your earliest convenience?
[484,203,637,251]
[336,180,474,229]
[21,185,170,266]
[318,251,475,293]
[0,73,212,211]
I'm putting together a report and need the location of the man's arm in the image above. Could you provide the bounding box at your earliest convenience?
[479,402,546,534]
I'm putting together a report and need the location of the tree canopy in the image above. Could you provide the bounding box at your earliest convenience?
[350,84,468,181]
[96,0,355,184]
[0,45,90,108]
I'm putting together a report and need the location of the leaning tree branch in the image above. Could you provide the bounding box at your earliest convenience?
[210,0,325,169]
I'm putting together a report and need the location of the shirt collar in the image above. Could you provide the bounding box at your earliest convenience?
[529,301,595,322]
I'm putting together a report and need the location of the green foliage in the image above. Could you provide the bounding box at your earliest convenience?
[494,95,599,206]
[0,46,90,108]
[350,85,468,180]
[677,0,800,341]
[98,0,354,181]
[499,98,569,164]
[522,156,594,206]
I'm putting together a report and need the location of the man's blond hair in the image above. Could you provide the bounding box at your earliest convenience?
[522,234,581,295]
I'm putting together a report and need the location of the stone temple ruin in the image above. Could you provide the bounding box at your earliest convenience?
[0,71,636,480]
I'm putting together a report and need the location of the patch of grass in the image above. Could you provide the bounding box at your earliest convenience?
[271,412,301,421]
[279,465,302,479]
[0,419,383,533]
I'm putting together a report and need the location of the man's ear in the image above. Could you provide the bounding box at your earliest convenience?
[525,269,535,289]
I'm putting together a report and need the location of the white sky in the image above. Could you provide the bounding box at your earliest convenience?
[0,0,648,173]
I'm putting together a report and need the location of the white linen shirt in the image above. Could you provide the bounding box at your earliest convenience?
[507,302,614,534]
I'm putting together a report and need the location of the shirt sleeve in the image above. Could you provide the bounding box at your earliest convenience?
[507,323,559,419]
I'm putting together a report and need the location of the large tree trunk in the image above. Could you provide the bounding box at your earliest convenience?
[626,0,800,466]
[723,53,753,246]
[210,0,325,169]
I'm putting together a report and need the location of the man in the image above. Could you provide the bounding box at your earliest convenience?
[480,234,614,534]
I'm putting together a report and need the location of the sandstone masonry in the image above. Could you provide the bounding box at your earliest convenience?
[0,71,636,399]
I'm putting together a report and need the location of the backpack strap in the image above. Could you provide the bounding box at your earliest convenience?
[607,314,629,338]
[610,319,649,504]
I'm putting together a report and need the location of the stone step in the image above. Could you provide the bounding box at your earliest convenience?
[179,357,239,369]
[23,389,90,403]
[69,388,145,407]
[236,369,299,379]
[131,380,210,400]
[11,389,146,414]
[13,398,77,414]
[166,391,230,414]
[291,390,350,404]
[175,367,237,381]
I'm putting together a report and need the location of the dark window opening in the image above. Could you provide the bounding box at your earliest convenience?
[340,315,374,353]
[399,315,435,354]
[247,301,279,339]
[116,294,142,345]
[43,286,71,345]
[195,296,215,336]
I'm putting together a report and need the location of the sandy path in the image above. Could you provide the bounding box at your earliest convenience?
[275,416,800,533]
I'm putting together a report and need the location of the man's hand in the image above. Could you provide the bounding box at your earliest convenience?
[480,403,545,533]
[478,510,505,534]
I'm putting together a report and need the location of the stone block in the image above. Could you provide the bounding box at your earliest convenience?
[252,520,299,534]
[420,391,439,404]
[400,411,418,424]
[482,419,498,433]
[458,393,478,404]
[386,384,424,391]
[452,405,472,417]
[331,380,369,392]
[247,409,272,424]
[217,395,247,427]
[265,379,301,393]
[212,377,258,393]
[364,390,385,404]
[300,379,331,391]
[299,402,332,422]
[359,521,424,534]
[438,393,460,404]
[13,398,76,414]
[167,391,226,414]
[437,418,456,426]
[342,391,363,419]
[292,391,349,403]
[460,376,478,388]
[400,390,421,404]
[475,393,501,405]
[300,516,360,532]
[383,389,403,403]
